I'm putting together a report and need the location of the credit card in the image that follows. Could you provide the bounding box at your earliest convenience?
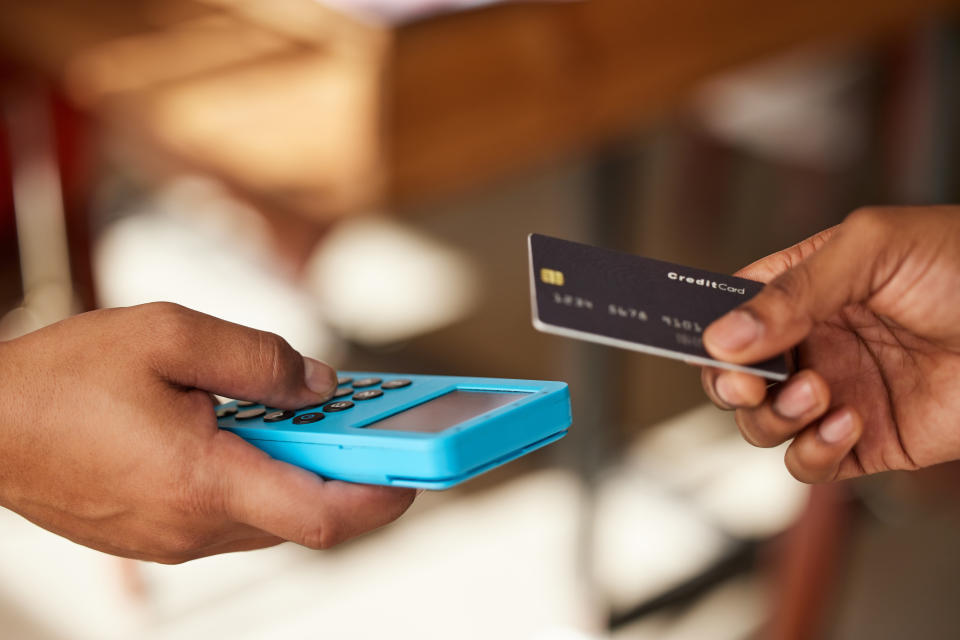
[528,233,789,381]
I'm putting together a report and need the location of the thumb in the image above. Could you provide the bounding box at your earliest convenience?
[216,433,416,549]
[703,212,891,364]
[146,303,337,408]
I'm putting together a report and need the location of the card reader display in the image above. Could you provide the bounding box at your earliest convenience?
[364,390,526,433]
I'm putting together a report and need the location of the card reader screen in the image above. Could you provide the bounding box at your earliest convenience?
[364,390,527,433]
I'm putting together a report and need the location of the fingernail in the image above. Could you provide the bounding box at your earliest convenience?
[774,379,816,419]
[303,357,337,397]
[706,310,761,354]
[714,375,740,406]
[819,411,853,444]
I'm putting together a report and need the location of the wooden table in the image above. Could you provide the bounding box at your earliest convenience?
[1,0,958,221]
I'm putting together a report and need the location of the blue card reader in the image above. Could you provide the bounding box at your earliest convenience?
[216,373,572,489]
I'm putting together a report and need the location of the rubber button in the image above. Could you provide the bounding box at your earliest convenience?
[293,412,325,425]
[337,376,353,386]
[236,408,266,420]
[216,406,238,418]
[264,410,296,423]
[323,400,355,412]
[352,389,383,401]
[381,379,412,390]
[333,387,353,398]
[236,400,258,408]
[352,377,381,388]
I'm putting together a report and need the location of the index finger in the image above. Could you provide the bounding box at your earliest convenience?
[138,302,337,409]
[701,367,768,410]
[733,224,840,283]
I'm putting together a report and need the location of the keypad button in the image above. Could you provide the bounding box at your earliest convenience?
[337,376,353,386]
[333,387,353,398]
[264,410,296,423]
[352,389,383,401]
[236,400,258,408]
[323,400,355,412]
[293,412,325,425]
[236,408,266,420]
[381,379,412,390]
[216,406,238,418]
[352,377,382,388]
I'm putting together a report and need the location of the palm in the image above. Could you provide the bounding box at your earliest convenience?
[714,209,960,483]
[798,304,960,480]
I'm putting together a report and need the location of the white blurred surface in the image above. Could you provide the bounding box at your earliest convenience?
[94,178,478,358]
[625,405,808,540]
[694,48,870,170]
[94,178,342,362]
[0,404,806,640]
[304,214,477,346]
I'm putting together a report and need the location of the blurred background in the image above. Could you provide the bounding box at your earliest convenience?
[1,1,960,638]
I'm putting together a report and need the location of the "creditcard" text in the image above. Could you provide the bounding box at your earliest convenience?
[667,272,746,295]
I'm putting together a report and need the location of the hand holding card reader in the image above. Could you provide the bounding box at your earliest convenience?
[217,373,571,489]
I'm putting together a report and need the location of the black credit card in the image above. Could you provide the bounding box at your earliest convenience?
[528,233,788,381]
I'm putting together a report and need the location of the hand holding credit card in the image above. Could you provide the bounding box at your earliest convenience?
[528,233,789,381]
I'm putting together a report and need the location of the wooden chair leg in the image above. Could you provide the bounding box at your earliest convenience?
[762,483,854,640]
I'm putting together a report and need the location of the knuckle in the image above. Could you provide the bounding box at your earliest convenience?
[144,300,189,322]
[299,521,340,550]
[846,206,893,237]
[785,462,813,484]
[735,409,779,448]
[256,331,294,387]
[162,530,209,558]
[764,265,813,308]
[784,446,828,484]
[845,206,880,226]
[756,265,817,329]
[146,302,194,349]
[700,369,722,406]
[784,452,817,484]
[734,410,762,447]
